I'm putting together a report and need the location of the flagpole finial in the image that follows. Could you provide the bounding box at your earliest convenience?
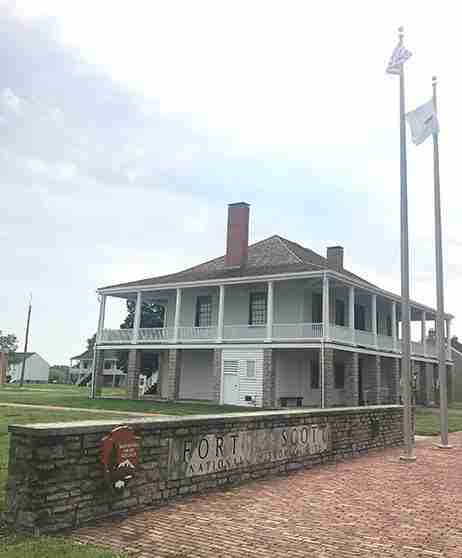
[432,75,438,84]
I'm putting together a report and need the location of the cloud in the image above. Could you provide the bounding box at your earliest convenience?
[1,2,461,364]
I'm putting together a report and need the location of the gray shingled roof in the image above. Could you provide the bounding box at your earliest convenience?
[100,235,376,290]
[8,352,35,365]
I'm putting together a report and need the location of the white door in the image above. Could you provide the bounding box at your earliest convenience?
[223,360,240,405]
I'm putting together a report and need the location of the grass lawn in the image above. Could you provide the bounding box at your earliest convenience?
[0,535,127,557]
[0,383,255,415]
[414,406,462,436]
[0,405,134,557]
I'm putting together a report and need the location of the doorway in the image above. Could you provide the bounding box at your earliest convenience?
[222,359,240,405]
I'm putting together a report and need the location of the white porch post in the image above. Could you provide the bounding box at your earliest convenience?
[391,302,397,352]
[371,294,377,347]
[322,274,330,339]
[217,285,225,342]
[173,288,182,343]
[266,281,274,342]
[421,311,427,356]
[132,291,142,344]
[349,286,355,344]
[97,295,106,343]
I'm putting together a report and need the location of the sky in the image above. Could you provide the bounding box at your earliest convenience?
[2,0,462,364]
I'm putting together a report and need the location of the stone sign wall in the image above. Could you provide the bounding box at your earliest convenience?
[4,405,403,534]
[169,424,330,478]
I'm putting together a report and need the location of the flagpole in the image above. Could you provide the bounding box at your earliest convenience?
[397,27,415,461]
[19,294,32,388]
[432,76,451,449]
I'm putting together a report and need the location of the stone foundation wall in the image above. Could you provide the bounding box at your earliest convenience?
[5,405,403,535]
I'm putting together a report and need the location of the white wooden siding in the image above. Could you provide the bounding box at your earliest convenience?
[9,354,50,382]
[222,349,263,407]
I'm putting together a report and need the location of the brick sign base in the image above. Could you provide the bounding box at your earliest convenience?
[5,405,403,534]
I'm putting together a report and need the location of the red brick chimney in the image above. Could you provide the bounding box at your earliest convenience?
[327,246,344,270]
[225,202,250,267]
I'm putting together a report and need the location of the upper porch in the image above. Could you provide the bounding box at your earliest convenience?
[96,271,453,361]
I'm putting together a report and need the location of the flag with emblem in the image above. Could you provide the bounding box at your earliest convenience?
[405,99,439,145]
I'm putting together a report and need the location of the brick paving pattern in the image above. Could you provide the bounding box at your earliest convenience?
[73,433,462,557]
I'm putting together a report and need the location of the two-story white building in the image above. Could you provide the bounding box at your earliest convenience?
[71,350,126,388]
[92,202,453,408]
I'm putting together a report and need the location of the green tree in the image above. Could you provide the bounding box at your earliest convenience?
[87,333,96,354]
[0,332,18,352]
[120,301,165,329]
[118,302,164,374]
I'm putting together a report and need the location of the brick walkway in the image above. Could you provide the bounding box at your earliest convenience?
[73,434,462,557]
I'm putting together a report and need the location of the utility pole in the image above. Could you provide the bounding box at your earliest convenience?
[19,295,32,387]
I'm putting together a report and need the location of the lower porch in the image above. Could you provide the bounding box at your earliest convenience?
[92,347,452,408]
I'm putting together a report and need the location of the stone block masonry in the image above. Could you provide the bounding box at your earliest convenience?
[126,349,141,400]
[5,405,404,535]
[166,349,181,400]
[262,349,276,407]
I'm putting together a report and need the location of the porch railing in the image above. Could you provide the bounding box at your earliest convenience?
[329,324,354,344]
[98,324,449,360]
[224,325,266,340]
[354,329,376,347]
[272,323,323,339]
[178,326,217,340]
[100,329,133,343]
[138,328,171,342]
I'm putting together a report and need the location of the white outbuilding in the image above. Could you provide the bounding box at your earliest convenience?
[8,352,50,383]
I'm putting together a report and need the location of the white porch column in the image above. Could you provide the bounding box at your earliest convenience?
[173,288,182,343]
[349,286,355,344]
[266,281,274,342]
[371,294,377,347]
[217,285,225,342]
[446,318,451,360]
[132,291,142,344]
[421,311,427,356]
[97,295,107,343]
[322,274,330,339]
[391,302,397,351]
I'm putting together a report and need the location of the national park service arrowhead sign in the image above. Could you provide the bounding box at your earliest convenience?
[101,425,140,490]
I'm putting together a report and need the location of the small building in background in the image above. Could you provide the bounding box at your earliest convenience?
[70,349,126,388]
[8,352,50,383]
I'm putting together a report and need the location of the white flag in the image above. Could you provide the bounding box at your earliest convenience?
[405,100,439,145]
[386,42,412,74]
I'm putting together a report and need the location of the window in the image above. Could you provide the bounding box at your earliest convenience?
[195,296,212,327]
[311,360,320,389]
[224,360,239,375]
[249,292,267,325]
[335,299,345,326]
[354,304,366,330]
[83,361,89,370]
[334,363,345,389]
[104,360,112,370]
[246,360,256,378]
[312,293,322,323]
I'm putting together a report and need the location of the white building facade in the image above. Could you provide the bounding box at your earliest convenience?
[9,353,50,383]
[93,203,454,408]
